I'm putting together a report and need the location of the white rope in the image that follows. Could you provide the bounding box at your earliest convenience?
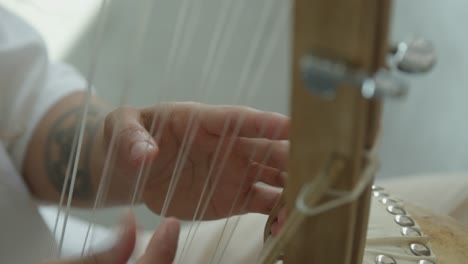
[256,157,379,263]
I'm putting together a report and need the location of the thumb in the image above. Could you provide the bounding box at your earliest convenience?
[104,107,158,167]
[139,217,180,264]
[41,213,137,264]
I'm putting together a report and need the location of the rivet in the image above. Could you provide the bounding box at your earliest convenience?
[401,227,422,236]
[373,191,389,198]
[372,185,384,191]
[394,215,415,227]
[418,260,435,264]
[375,254,396,264]
[387,205,406,215]
[410,243,431,256]
[380,197,398,205]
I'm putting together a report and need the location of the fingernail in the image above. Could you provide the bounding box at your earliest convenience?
[134,130,150,142]
[131,141,155,160]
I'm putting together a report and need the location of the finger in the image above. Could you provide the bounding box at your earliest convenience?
[142,217,180,264]
[236,138,288,171]
[248,163,287,188]
[41,213,137,264]
[104,107,159,167]
[271,207,286,237]
[245,185,281,215]
[200,105,289,140]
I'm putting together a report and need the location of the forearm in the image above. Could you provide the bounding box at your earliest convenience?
[23,92,131,207]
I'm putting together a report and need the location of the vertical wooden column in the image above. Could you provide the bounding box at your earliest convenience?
[285,1,391,263]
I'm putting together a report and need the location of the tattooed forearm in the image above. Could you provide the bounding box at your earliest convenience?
[44,105,103,201]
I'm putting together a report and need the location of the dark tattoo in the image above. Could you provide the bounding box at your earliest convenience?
[44,106,102,200]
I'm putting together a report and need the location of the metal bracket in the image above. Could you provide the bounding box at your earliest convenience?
[390,36,436,74]
[300,55,409,99]
[300,36,436,99]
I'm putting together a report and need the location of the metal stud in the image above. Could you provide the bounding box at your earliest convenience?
[394,215,415,227]
[372,185,384,191]
[387,205,406,215]
[375,254,397,264]
[410,243,431,256]
[418,260,435,264]
[401,227,422,236]
[373,191,389,198]
[380,197,398,205]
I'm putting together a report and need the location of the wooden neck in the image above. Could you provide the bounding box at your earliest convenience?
[286,0,391,263]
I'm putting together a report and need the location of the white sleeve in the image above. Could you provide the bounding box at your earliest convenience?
[0,8,87,172]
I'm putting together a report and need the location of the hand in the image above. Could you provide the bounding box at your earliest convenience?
[40,214,180,264]
[101,102,289,219]
[270,207,286,237]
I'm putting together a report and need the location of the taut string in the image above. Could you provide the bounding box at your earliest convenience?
[178,1,287,262]
[81,0,158,256]
[52,0,111,258]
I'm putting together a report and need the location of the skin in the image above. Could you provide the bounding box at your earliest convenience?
[41,214,181,264]
[22,92,289,262]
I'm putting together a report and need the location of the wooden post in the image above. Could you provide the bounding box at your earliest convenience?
[285,0,391,263]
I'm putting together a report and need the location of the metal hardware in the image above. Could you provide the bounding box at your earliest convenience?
[372,185,384,191]
[394,215,415,227]
[410,243,431,256]
[390,36,436,74]
[375,254,397,264]
[401,227,422,236]
[379,197,398,205]
[301,55,408,99]
[373,191,389,198]
[362,70,408,99]
[418,260,435,264]
[387,205,406,215]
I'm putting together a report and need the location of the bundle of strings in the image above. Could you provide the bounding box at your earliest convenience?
[49,0,290,263]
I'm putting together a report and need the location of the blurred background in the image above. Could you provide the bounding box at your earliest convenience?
[2,0,467,229]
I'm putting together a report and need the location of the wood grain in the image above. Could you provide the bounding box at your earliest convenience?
[285,0,391,263]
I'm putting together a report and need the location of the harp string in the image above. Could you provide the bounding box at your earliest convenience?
[206,125,266,264]
[81,0,158,256]
[217,124,282,264]
[50,112,79,252]
[210,8,288,264]
[159,0,244,219]
[135,0,242,221]
[52,0,283,260]
[52,0,111,258]
[177,0,285,262]
[125,0,199,214]
[125,0,168,209]
[157,0,214,218]
[257,158,378,263]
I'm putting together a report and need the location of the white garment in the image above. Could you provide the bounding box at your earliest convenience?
[0,7,86,263]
